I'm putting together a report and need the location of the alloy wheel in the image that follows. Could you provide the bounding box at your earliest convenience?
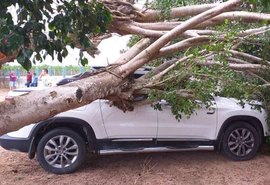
[44,135,79,168]
[227,128,255,157]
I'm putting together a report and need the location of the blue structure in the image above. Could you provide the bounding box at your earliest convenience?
[2,69,6,76]
[35,68,39,76]
[0,66,90,78]
[16,69,20,78]
[62,67,66,77]
[48,68,52,76]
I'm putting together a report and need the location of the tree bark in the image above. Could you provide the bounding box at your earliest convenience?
[135,3,218,22]
[0,53,17,65]
[0,72,127,135]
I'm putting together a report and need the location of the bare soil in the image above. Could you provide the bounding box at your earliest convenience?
[0,89,8,102]
[1,88,270,185]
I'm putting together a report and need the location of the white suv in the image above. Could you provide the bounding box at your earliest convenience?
[0,96,268,174]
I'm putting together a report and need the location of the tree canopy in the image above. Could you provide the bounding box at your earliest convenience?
[0,0,270,135]
[0,0,112,68]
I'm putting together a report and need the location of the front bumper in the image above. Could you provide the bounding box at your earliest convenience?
[0,134,31,153]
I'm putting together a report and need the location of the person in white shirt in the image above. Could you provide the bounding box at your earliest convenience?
[39,68,52,87]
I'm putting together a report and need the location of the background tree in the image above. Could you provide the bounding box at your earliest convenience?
[0,0,270,135]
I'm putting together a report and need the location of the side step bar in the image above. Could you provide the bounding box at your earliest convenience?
[99,146,214,155]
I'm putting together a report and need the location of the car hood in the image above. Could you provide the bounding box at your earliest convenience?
[214,96,264,113]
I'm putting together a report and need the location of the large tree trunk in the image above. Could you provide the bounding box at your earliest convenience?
[0,36,154,135]
[0,72,126,135]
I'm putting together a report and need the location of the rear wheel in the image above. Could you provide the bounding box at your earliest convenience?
[221,122,260,161]
[36,128,86,174]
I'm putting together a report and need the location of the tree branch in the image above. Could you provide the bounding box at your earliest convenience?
[114,38,154,65]
[0,53,17,65]
[157,36,212,58]
[135,3,218,22]
[196,11,270,28]
[119,0,242,77]
[200,61,266,71]
[229,50,270,66]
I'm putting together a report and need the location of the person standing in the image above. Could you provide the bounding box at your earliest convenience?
[39,68,52,87]
[31,73,38,87]
[25,71,32,87]
[9,71,17,90]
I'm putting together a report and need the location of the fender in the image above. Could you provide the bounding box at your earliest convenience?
[216,115,264,151]
[28,117,97,159]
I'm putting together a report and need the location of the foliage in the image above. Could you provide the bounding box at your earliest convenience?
[127,35,141,48]
[119,0,270,124]
[148,19,269,122]
[247,0,270,12]
[238,31,270,60]
[147,0,187,19]
[145,0,270,19]
[0,0,112,70]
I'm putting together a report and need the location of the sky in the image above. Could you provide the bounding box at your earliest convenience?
[33,34,131,67]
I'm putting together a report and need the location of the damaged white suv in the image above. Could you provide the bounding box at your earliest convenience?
[0,94,268,174]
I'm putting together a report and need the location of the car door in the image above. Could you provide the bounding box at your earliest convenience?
[99,98,158,138]
[157,100,217,140]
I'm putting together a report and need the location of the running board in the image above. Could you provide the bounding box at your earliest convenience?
[99,146,214,155]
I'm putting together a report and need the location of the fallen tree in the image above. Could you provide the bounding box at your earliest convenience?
[0,0,270,135]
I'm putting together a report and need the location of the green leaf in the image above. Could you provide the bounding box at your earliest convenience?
[62,48,68,58]
[57,52,63,63]
[81,58,88,66]
[49,31,55,39]
[16,48,32,70]
[23,48,33,58]
[35,53,42,61]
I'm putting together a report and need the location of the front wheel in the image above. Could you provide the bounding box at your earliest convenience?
[36,128,86,174]
[221,122,260,161]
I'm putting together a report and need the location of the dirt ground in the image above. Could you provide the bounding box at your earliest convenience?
[0,89,8,102]
[1,88,270,185]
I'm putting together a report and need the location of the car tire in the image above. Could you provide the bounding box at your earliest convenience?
[221,122,260,161]
[36,128,86,174]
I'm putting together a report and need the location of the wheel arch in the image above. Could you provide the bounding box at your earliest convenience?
[28,117,97,159]
[216,116,264,151]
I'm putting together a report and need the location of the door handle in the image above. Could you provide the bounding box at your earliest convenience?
[158,100,171,106]
[207,109,215,114]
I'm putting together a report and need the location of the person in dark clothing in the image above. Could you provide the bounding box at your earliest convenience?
[30,73,38,87]
[25,71,32,87]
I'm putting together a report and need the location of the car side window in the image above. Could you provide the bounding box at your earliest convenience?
[133,95,148,102]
